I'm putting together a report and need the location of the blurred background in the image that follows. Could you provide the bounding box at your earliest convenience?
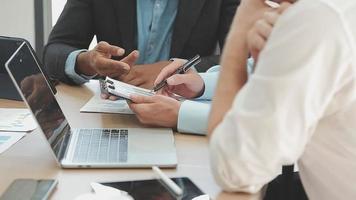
[0,0,96,60]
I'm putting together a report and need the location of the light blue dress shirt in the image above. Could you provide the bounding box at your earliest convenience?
[177,59,255,135]
[64,0,178,84]
[136,0,178,64]
[178,66,220,135]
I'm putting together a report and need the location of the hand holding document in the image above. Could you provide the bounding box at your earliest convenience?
[81,78,155,114]
[104,77,155,100]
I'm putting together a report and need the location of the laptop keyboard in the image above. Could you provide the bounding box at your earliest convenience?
[72,129,128,163]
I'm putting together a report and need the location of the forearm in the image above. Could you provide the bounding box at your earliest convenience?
[208,14,250,136]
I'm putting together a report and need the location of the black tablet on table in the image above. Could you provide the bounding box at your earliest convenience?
[102,177,205,200]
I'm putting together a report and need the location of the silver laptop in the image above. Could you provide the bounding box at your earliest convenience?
[5,42,177,168]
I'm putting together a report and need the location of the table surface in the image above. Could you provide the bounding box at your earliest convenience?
[0,80,261,200]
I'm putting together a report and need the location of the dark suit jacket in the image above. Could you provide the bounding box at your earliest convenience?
[43,0,240,85]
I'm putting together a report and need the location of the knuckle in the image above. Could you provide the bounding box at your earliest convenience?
[97,42,105,49]
[94,58,104,68]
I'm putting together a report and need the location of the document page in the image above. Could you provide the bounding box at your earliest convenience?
[0,132,26,154]
[0,108,37,132]
[80,94,134,114]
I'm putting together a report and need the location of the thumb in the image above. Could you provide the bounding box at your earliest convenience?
[121,50,139,67]
[154,59,187,86]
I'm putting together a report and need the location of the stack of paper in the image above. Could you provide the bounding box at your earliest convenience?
[0,132,26,154]
[0,108,37,154]
[80,95,134,114]
[0,108,37,132]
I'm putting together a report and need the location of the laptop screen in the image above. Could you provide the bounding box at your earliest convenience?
[0,37,24,100]
[5,42,70,160]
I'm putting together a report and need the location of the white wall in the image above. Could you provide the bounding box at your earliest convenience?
[0,0,36,48]
[52,0,67,26]
[51,0,97,49]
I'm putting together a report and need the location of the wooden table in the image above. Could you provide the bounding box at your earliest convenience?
[0,81,261,200]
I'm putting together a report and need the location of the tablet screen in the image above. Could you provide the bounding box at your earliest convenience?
[0,37,25,100]
[102,177,205,200]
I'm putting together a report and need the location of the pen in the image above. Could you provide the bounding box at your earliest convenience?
[152,166,183,197]
[152,54,201,92]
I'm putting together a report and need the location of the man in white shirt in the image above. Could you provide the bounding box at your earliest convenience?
[208,0,356,199]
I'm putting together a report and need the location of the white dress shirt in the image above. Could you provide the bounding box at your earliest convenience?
[210,0,356,199]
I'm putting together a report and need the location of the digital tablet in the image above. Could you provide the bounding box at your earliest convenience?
[102,177,205,200]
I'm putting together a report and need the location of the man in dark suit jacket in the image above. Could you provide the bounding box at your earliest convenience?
[43,0,240,88]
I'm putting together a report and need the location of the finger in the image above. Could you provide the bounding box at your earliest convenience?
[250,32,266,54]
[96,41,125,57]
[255,19,273,40]
[109,95,119,101]
[263,11,279,26]
[166,74,193,86]
[154,59,186,86]
[121,50,139,67]
[101,93,109,99]
[278,2,292,14]
[95,57,130,75]
[130,95,156,104]
[128,103,141,116]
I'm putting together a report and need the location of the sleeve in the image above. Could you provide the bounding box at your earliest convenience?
[178,100,211,135]
[209,1,351,193]
[177,65,220,134]
[198,70,220,100]
[43,0,94,85]
[197,61,255,100]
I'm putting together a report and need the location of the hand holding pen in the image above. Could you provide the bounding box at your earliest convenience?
[152,55,205,99]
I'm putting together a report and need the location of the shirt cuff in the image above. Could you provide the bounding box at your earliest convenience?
[197,71,219,100]
[65,49,96,85]
[177,100,211,135]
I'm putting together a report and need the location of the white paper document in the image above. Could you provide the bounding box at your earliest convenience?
[0,132,26,154]
[0,108,37,132]
[80,95,134,114]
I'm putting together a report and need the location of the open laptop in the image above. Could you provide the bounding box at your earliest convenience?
[5,42,177,168]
